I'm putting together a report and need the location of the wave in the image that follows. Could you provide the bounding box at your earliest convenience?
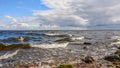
[54,38,71,42]
[1,36,29,43]
[110,36,120,46]
[30,42,69,49]
[71,36,84,41]
[111,36,120,40]
[0,50,19,60]
[111,42,120,45]
[44,33,72,37]
[25,32,42,36]
[54,36,84,43]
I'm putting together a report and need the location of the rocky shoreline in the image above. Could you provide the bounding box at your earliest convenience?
[0,31,120,68]
[0,38,120,68]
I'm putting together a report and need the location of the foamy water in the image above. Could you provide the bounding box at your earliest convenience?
[0,50,19,60]
[0,30,120,67]
[30,42,69,49]
[71,36,84,41]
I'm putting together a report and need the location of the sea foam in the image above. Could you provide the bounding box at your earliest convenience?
[0,50,19,60]
[71,36,84,41]
[30,42,69,49]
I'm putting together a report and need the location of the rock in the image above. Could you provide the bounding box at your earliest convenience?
[83,46,88,49]
[115,50,120,56]
[83,42,92,45]
[117,47,120,49]
[104,55,120,62]
[41,60,56,68]
[82,56,95,63]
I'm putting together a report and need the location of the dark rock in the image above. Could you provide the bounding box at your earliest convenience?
[82,56,95,63]
[115,50,120,58]
[83,46,88,49]
[104,55,120,62]
[83,42,92,45]
[117,47,120,49]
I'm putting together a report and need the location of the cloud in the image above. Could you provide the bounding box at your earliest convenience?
[1,0,120,30]
[30,0,120,29]
[3,16,30,30]
[32,0,88,29]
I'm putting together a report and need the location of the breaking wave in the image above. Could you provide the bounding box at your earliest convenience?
[0,50,19,60]
[44,33,72,37]
[111,36,120,45]
[54,36,85,43]
[111,36,120,40]
[71,36,84,41]
[30,42,69,49]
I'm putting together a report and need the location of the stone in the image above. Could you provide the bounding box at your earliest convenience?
[104,55,120,62]
[83,42,92,45]
[82,56,95,63]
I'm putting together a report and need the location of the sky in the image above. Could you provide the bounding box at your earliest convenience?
[0,0,120,30]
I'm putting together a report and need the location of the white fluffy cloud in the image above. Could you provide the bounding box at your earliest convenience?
[3,16,30,30]
[32,0,88,29]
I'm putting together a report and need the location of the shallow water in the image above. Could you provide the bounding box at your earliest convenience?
[0,30,120,67]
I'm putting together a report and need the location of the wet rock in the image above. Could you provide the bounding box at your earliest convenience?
[83,42,92,45]
[83,46,88,49]
[115,50,120,58]
[82,56,95,63]
[104,55,120,62]
[6,59,16,63]
[117,47,120,49]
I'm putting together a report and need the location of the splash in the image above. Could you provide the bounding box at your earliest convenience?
[30,42,69,49]
[0,50,19,60]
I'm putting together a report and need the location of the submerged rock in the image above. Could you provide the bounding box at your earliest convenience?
[0,44,31,51]
[83,46,89,50]
[82,56,95,63]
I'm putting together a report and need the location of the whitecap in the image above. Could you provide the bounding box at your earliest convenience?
[111,42,120,45]
[30,42,69,49]
[111,36,120,40]
[44,33,61,36]
[44,33,72,37]
[71,36,84,41]
[0,64,2,67]
[111,36,120,46]
[0,50,19,60]
[18,37,24,41]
